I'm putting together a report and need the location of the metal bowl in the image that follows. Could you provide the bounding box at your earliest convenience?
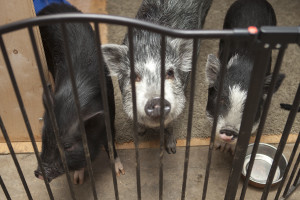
[242,143,288,188]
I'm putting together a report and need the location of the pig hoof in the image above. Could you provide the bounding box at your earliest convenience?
[219,142,226,152]
[74,168,85,184]
[165,134,176,154]
[137,125,146,136]
[214,141,221,149]
[115,157,125,176]
[224,143,231,153]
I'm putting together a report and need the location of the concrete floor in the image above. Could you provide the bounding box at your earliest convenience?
[0,0,299,199]
[0,144,299,200]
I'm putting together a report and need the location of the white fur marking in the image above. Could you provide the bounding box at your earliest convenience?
[216,85,247,142]
[144,59,157,73]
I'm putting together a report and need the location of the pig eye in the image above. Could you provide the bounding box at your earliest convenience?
[64,143,72,150]
[166,69,174,79]
[135,73,141,82]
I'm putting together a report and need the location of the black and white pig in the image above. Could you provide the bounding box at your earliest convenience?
[102,0,212,154]
[34,3,124,184]
[205,0,285,153]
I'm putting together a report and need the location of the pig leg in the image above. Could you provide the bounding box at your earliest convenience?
[164,126,176,154]
[214,138,227,151]
[137,124,147,136]
[214,139,222,150]
[104,144,125,176]
[224,143,231,153]
[229,143,236,155]
[73,168,85,184]
[214,138,236,155]
[114,157,125,176]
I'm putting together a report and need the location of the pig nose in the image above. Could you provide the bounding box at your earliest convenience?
[220,129,238,137]
[145,97,171,118]
[34,170,46,181]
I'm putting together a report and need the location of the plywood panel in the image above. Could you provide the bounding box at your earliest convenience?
[0,0,49,142]
[68,0,108,44]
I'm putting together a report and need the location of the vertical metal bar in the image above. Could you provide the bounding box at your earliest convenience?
[0,116,32,200]
[202,39,231,200]
[293,168,300,186]
[181,38,198,200]
[0,35,54,200]
[281,150,300,198]
[225,43,272,200]
[159,34,166,200]
[94,22,119,200]
[0,176,11,200]
[281,168,300,200]
[240,45,287,200]
[261,83,300,200]
[128,27,142,200]
[60,23,98,200]
[27,26,76,200]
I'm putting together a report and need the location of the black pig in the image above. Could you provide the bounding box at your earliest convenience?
[34,3,124,184]
[205,0,285,153]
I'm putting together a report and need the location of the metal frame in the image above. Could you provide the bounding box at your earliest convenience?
[0,13,299,200]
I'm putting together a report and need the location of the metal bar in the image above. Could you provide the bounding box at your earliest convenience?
[159,35,166,200]
[181,38,198,200]
[60,23,98,200]
[27,26,76,200]
[241,45,287,200]
[281,150,300,198]
[293,167,300,186]
[94,22,119,200]
[282,177,300,200]
[202,39,231,200]
[1,13,299,42]
[0,176,11,200]
[0,14,246,39]
[225,43,272,200]
[259,26,300,45]
[128,27,142,200]
[0,116,32,199]
[261,83,300,200]
[0,35,54,200]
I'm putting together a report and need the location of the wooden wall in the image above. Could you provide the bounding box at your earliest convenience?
[0,0,108,151]
[0,0,49,142]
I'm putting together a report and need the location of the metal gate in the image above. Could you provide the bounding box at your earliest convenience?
[0,13,299,200]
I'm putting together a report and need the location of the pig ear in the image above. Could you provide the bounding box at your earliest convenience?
[101,44,129,77]
[205,54,221,87]
[170,38,193,72]
[227,54,238,69]
[263,73,285,94]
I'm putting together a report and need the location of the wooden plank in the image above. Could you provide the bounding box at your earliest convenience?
[0,134,297,154]
[68,0,108,44]
[0,0,49,142]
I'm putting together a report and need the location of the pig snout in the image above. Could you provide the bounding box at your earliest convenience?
[34,163,64,182]
[144,97,171,118]
[34,169,50,182]
[219,129,238,142]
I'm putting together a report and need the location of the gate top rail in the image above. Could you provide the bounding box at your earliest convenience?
[0,13,299,43]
